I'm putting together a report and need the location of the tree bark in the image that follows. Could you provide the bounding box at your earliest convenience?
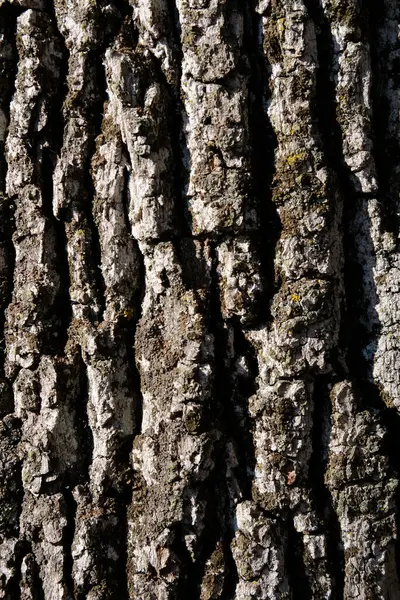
[0,0,399,598]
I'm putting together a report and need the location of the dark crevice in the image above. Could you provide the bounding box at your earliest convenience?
[309,377,345,599]
[120,161,132,243]
[300,0,374,397]
[127,316,145,438]
[74,348,93,484]
[175,243,241,598]
[107,339,143,598]
[0,4,21,380]
[51,214,72,354]
[119,148,146,435]
[168,82,192,238]
[28,553,46,600]
[6,540,34,600]
[62,487,77,600]
[0,3,23,191]
[384,408,400,583]
[40,149,72,357]
[167,0,182,73]
[110,0,132,19]
[302,0,347,181]
[229,323,257,502]
[220,537,238,600]
[194,245,239,599]
[367,0,400,237]
[286,519,313,600]
[105,483,133,600]
[173,238,211,311]
[80,52,108,322]
[38,6,71,356]
[28,11,66,186]
[207,245,238,600]
[161,1,193,238]
[244,1,281,327]
[172,522,199,597]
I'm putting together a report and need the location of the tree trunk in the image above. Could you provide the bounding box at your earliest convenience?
[0,0,399,598]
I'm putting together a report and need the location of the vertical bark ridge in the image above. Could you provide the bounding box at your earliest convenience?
[232,0,345,596]
[314,1,400,597]
[5,8,63,376]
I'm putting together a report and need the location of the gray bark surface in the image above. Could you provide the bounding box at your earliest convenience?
[0,0,399,598]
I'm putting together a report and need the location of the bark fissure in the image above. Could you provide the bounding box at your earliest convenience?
[40,147,72,356]
[0,4,21,383]
[62,487,77,600]
[366,0,400,236]
[246,2,280,327]
[286,518,313,600]
[309,377,345,599]
[74,348,93,484]
[80,53,108,322]
[163,0,192,239]
[201,246,238,599]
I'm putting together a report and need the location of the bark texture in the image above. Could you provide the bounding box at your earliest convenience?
[0,0,400,598]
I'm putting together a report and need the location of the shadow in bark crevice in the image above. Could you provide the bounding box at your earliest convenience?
[0,4,23,382]
[229,323,257,502]
[286,518,313,600]
[37,5,71,357]
[166,0,193,238]
[244,1,281,328]
[62,486,77,600]
[6,540,45,600]
[118,156,146,437]
[367,0,400,238]
[105,482,134,600]
[74,348,94,484]
[175,245,238,598]
[309,376,345,600]
[0,4,23,191]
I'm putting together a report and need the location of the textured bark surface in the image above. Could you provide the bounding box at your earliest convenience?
[0,0,400,598]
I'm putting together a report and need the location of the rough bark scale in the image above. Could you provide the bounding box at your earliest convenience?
[0,0,399,598]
